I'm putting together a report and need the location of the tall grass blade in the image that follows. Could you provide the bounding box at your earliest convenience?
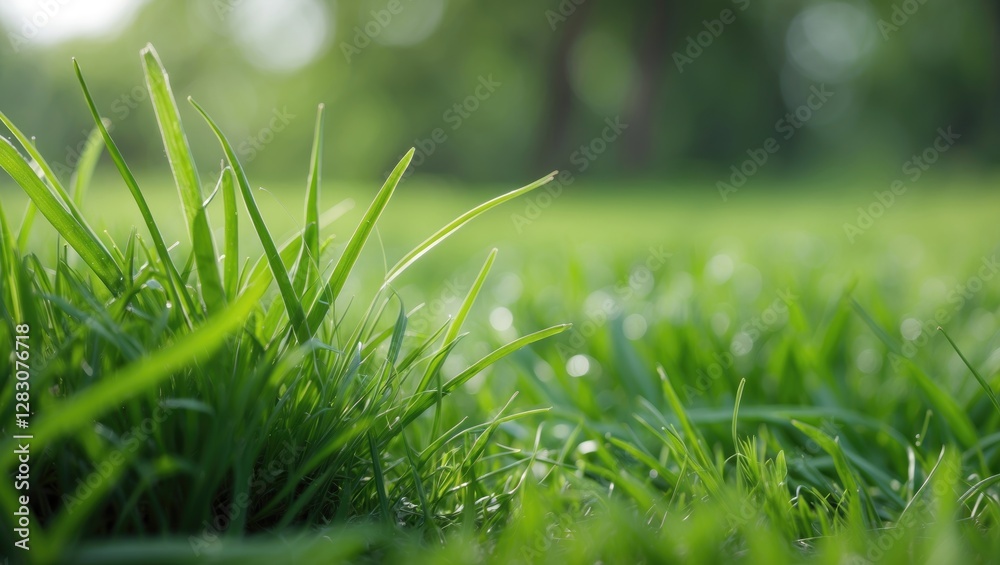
[656,365,714,472]
[140,43,226,311]
[418,248,497,395]
[306,148,415,332]
[294,104,324,295]
[189,97,311,343]
[73,58,197,323]
[219,165,240,300]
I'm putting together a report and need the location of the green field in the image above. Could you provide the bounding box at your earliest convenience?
[2,54,1000,564]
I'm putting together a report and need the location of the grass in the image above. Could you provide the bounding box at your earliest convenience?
[2,45,1000,564]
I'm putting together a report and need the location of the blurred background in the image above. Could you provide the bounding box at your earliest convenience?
[0,0,996,188]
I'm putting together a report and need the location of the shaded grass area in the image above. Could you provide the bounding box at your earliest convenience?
[2,46,1000,564]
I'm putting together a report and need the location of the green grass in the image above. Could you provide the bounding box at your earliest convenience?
[2,45,1000,564]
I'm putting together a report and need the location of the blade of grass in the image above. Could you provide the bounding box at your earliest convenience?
[938,326,1000,418]
[958,473,1000,506]
[398,324,571,432]
[15,201,37,250]
[419,249,498,394]
[73,58,197,324]
[382,171,557,288]
[733,378,746,491]
[656,365,714,472]
[141,43,226,311]
[294,104,324,296]
[305,148,415,332]
[0,109,82,223]
[368,433,392,523]
[899,446,948,520]
[70,124,105,207]
[219,165,239,300]
[189,97,311,343]
[421,249,498,436]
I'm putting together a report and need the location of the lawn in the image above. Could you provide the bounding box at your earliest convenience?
[2,47,1000,564]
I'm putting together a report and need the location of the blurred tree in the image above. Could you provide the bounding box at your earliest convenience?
[0,0,995,186]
